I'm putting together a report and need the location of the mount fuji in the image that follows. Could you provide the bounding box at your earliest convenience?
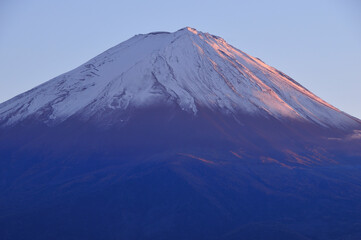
[0,27,361,240]
[0,27,359,128]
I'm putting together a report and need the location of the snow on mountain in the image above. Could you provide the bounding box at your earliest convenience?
[0,27,358,128]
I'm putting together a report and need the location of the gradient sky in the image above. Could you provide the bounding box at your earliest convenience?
[1,0,360,118]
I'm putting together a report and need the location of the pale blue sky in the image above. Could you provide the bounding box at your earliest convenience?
[1,0,360,118]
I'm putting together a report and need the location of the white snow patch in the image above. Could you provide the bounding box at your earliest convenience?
[0,27,358,128]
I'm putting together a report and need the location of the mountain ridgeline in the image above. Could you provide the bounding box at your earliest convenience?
[0,27,360,240]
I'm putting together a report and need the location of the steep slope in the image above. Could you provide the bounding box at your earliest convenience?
[0,27,361,240]
[0,27,358,128]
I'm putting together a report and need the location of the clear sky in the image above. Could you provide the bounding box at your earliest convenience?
[1,0,360,118]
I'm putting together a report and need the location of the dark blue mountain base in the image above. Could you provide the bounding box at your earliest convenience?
[0,107,361,240]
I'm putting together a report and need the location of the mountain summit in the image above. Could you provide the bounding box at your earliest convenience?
[0,27,358,128]
[0,28,361,240]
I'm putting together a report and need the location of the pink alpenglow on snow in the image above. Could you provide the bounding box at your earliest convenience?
[0,27,359,129]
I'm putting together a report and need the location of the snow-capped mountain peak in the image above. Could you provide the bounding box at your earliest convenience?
[0,27,358,128]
